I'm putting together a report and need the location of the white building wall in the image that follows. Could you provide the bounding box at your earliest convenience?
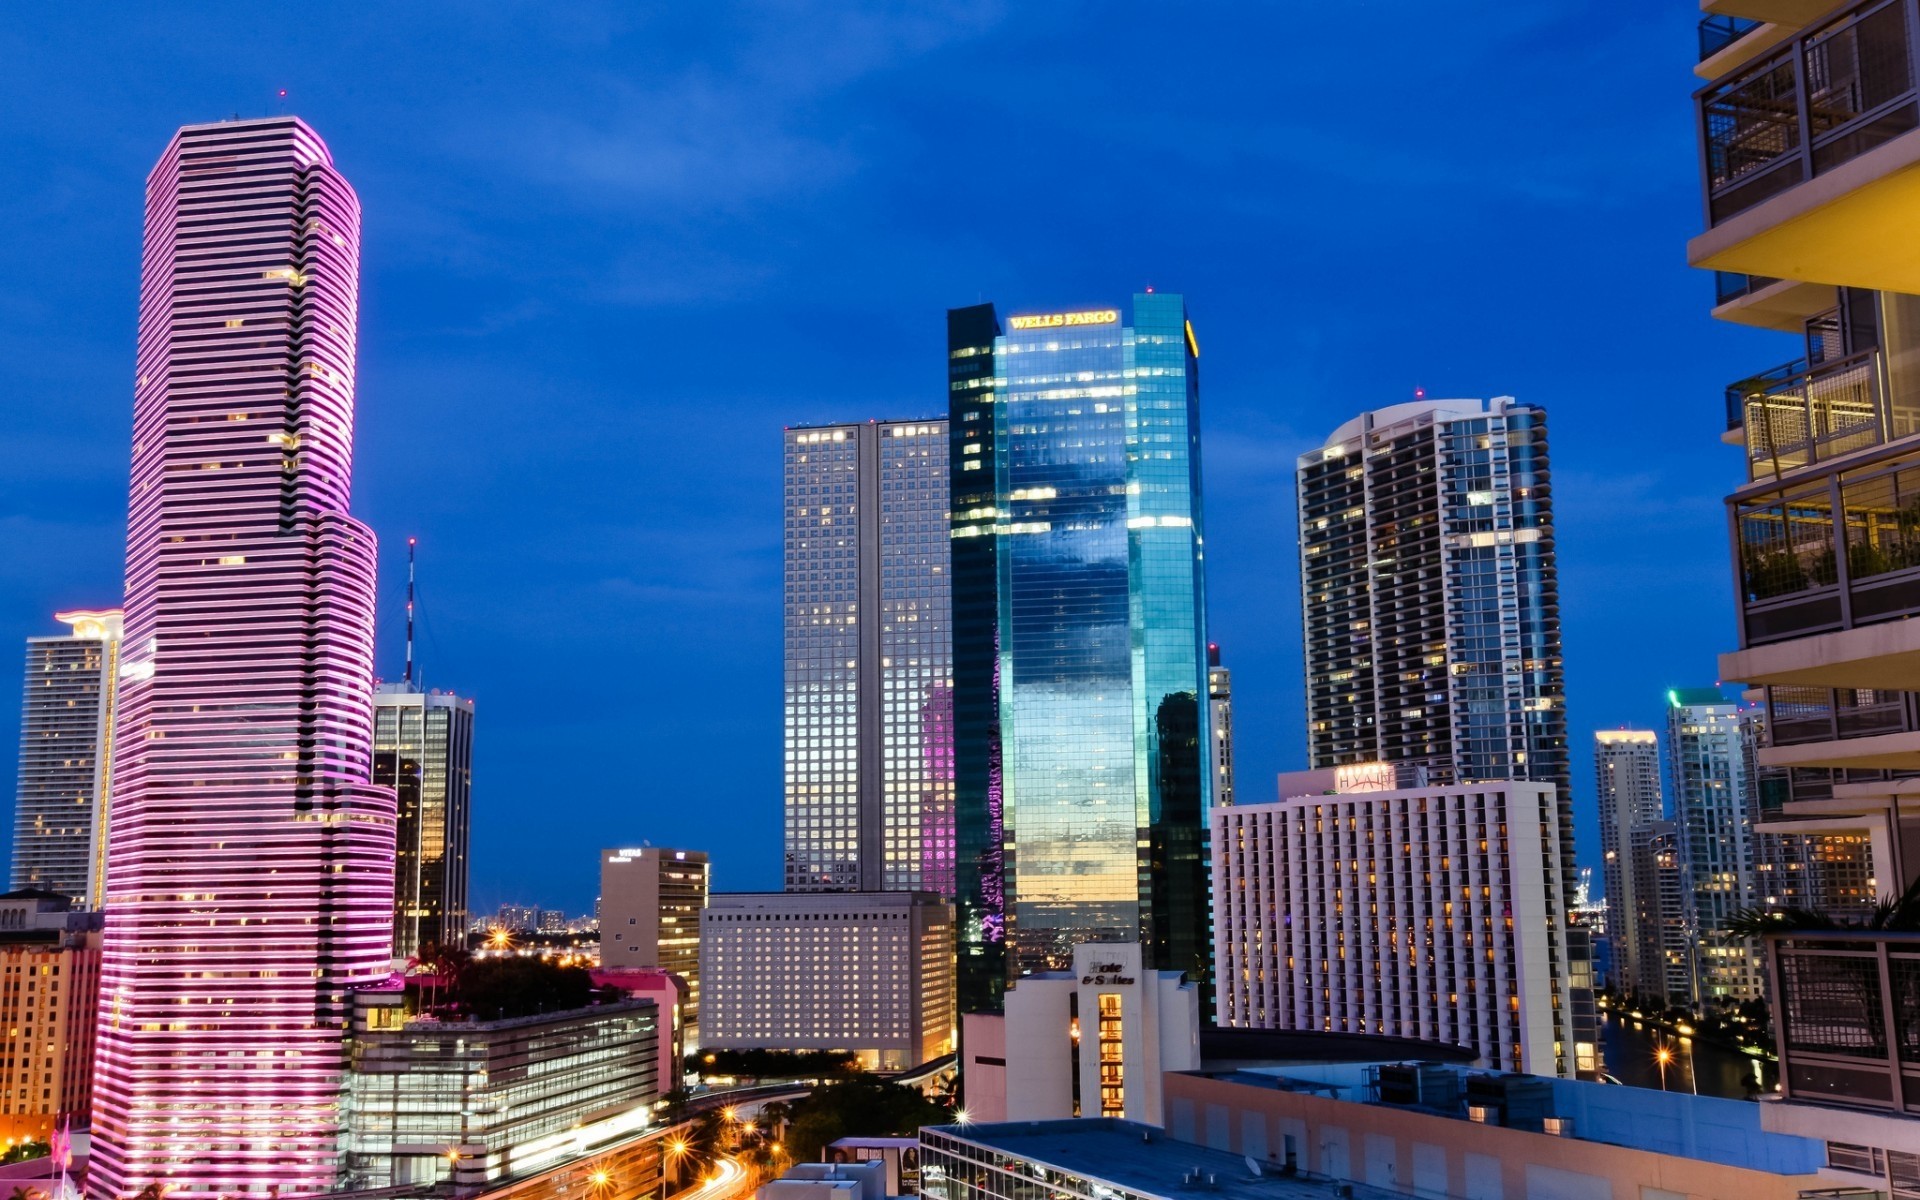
[1214,783,1571,1077]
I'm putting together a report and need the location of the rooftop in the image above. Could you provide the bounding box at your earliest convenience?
[1194,1066,1825,1177]
[925,1120,1401,1200]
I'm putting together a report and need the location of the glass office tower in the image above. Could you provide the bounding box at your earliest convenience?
[948,294,1210,1009]
[374,683,474,959]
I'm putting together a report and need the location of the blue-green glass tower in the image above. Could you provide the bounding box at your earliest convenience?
[948,293,1211,1011]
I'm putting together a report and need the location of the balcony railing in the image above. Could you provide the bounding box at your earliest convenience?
[1716,270,1784,307]
[1700,0,1920,226]
[1768,931,1920,1113]
[1734,349,1883,474]
[1702,15,1765,61]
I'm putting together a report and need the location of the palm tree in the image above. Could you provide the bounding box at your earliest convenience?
[1724,870,1920,938]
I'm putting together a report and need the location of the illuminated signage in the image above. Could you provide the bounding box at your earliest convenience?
[1334,762,1396,793]
[1008,309,1119,331]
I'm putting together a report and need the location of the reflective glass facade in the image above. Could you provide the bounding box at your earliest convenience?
[783,422,952,893]
[374,685,475,959]
[950,295,1210,1006]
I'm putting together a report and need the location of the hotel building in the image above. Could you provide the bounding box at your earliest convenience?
[1214,771,1578,1078]
[374,683,474,959]
[699,891,954,1070]
[1592,729,1662,994]
[946,295,1211,1009]
[88,117,395,1200]
[10,609,121,907]
[783,420,953,895]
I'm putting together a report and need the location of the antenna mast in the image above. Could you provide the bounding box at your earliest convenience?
[404,537,417,687]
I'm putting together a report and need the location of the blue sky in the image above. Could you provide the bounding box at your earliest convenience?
[0,3,1787,914]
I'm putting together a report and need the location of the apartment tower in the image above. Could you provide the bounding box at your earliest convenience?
[10,609,122,907]
[1665,689,1763,1002]
[1593,729,1662,995]
[783,421,953,895]
[88,118,394,1200]
[374,683,474,959]
[946,296,1211,1009]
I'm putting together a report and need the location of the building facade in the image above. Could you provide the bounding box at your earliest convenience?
[1298,397,1571,896]
[1208,644,1234,809]
[11,609,122,908]
[342,992,660,1191]
[946,295,1211,1009]
[1214,776,1579,1078]
[783,420,953,896]
[88,117,396,1200]
[1627,819,1695,1005]
[599,847,708,1040]
[961,941,1200,1127]
[1665,688,1765,1002]
[375,683,474,960]
[699,891,954,1070]
[0,891,102,1147]
[1593,729,1663,995]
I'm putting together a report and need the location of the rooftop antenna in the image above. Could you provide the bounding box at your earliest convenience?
[404,537,417,687]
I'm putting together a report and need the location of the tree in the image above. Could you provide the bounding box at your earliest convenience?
[1724,871,1920,938]
[782,1077,952,1163]
[452,956,598,1020]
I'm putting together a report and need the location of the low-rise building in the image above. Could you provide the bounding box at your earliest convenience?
[961,942,1198,1126]
[0,889,101,1146]
[700,891,953,1071]
[340,991,661,1191]
[923,1063,1858,1200]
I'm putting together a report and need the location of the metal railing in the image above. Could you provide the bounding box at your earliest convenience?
[1700,0,1920,225]
[1768,931,1920,1113]
[1702,14,1764,61]
[1735,349,1884,476]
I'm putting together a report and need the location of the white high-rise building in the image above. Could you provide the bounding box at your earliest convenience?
[1593,729,1662,994]
[1665,688,1763,1003]
[599,847,709,1038]
[1214,770,1577,1078]
[1208,644,1234,808]
[782,421,952,895]
[11,609,122,907]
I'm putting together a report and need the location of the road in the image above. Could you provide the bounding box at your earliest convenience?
[679,1155,751,1200]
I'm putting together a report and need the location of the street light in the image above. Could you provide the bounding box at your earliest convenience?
[1655,1043,1673,1091]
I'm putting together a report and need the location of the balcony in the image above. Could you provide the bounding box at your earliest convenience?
[1731,349,1888,477]
[1704,0,1853,24]
[1691,0,1920,293]
[1713,273,1837,332]
[1768,931,1920,1113]
[1702,15,1765,60]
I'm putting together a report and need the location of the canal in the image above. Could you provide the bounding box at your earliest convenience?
[1599,1009,1776,1099]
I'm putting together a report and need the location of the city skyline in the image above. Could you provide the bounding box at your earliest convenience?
[0,7,1778,913]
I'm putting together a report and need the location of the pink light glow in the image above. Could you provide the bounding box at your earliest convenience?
[89,118,396,1200]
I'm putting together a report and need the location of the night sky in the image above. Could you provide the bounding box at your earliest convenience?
[0,3,1786,915]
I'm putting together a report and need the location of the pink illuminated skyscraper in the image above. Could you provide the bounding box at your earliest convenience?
[88,118,395,1200]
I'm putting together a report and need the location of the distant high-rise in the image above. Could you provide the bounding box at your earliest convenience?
[1665,688,1763,1002]
[600,847,710,1039]
[1593,729,1662,994]
[1628,820,1694,1005]
[374,683,474,959]
[11,609,122,907]
[947,295,1211,1008]
[1208,643,1234,808]
[89,118,394,1200]
[1299,397,1570,886]
[783,421,953,895]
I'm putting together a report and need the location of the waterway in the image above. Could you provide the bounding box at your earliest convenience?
[1599,1009,1777,1099]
